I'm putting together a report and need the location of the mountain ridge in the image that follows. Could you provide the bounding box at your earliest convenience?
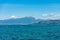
[0,17,40,25]
[0,17,60,25]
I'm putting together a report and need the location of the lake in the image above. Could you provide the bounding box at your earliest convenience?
[0,24,60,40]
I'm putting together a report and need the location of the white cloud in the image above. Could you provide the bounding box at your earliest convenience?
[39,13,60,20]
[42,14,48,17]
[10,15,17,18]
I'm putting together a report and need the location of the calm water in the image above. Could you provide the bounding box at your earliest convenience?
[0,24,60,40]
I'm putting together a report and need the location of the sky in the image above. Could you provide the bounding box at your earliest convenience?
[0,0,60,20]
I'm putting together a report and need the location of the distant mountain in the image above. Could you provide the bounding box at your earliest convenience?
[35,20,60,25]
[0,17,40,25]
[1,17,60,25]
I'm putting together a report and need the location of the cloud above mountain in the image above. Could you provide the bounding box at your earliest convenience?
[10,15,17,18]
[39,14,60,20]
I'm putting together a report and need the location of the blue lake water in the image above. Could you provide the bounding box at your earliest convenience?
[0,24,60,40]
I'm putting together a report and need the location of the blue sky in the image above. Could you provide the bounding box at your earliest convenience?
[0,0,60,20]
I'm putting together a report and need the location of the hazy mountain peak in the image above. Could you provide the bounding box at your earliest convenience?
[0,17,40,25]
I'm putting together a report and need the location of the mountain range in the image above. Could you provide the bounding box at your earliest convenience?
[0,17,60,25]
[0,17,40,25]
